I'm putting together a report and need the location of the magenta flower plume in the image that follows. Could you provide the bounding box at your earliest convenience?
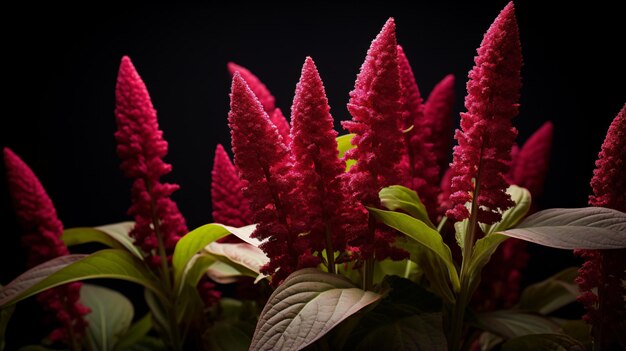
[228,72,314,285]
[290,56,357,264]
[342,18,407,261]
[3,148,89,344]
[397,45,440,218]
[446,2,522,225]
[227,62,291,144]
[211,144,253,228]
[576,104,626,348]
[424,74,456,173]
[510,121,553,199]
[114,56,188,267]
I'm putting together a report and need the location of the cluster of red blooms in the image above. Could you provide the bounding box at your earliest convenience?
[3,148,90,344]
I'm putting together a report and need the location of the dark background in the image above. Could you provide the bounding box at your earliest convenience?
[1,1,624,347]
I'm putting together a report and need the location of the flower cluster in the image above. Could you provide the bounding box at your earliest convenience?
[114,56,188,267]
[3,148,90,344]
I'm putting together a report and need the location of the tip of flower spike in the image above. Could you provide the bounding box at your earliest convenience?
[440,74,455,88]
[115,55,154,115]
[229,72,269,123]
[227,62,244,76]
[227,62,276,113]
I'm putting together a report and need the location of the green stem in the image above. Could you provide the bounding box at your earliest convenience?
[324,225,336,274]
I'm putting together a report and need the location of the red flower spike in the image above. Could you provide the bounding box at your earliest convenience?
[290,56,355,258]
[446,2,522,225]
[270,108,292,145]
[3,148,89,344]
[397,45,440,218]
[114,56,188,265]
[424,74,456,173]
[510,121,553,199]
[211,144,253,228]
[228,72,315,285]
[227,62,276,113]
[576,104,626,347]
[342,18,408,261]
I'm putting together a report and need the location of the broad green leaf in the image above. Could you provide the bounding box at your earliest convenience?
[205,242,268,278]
[369,208,460,294]
[249,268,381,351]
[379,185,436,229]
[114,314,152,351]
[500,333,585,351]
[172,224,231,290]
[475,311,561,339]
[207,261,244,284]
[498,207,626,249]
[346,276,447,351]
[336,134,356,171]
[177,255,215,296]
[519,267,579,314]
[0,250,163,308]
[143,290,167,337]
[81,284,134,351]
[465,234,510,297]
[62,222,143,259]
[481,186,531,234]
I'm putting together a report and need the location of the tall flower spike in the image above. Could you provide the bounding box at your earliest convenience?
[576,104,626,349]
[446,2,522,225]
[290,57,357,266]
[115,56,188,267]
[510,121,554,199]
[424,74,456,174]
[342,18,407,261]
[211,144,253,228]
[3,148,89,344]
[228,72,313,285]
[397,45,440,218]
[227,62,291,144]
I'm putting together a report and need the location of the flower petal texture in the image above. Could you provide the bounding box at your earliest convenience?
[211,143,253,228]
[424,74,456,173]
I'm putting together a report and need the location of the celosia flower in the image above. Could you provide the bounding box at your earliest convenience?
[424,74,455,174]
[211,144,253,228]
[446,2,522,225]
[227,62,291,144]
[3,148,89,344]
[576,104,625,346]
[342,18,407,261]
[397,45,440,218]
[509,121,553,199]
[114,56,188,267]
[290,56,353,262]
[228,72,315,284]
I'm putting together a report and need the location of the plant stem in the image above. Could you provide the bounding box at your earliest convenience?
[324,225,336,274]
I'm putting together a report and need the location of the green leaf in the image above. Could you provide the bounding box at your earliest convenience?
[177,255,215,296]
[465,234,510,298]
[379,185,436,229]
[0,250,164,308]
[519,267,579,314]
[62,222,143,259]
[206,261,244,284]
[475,311,561,339]
[560,320,591,349]
[114,314,152,351]
[249,268,381,351]
[481,186,531,234]
[205,320,254,351]
[336,134,356,171]
[500,334,585,351]
[369,208,460,295]
[205,241,268,278]
[81,284,134,351]
[498,207,626,249]
[346,276,447,351]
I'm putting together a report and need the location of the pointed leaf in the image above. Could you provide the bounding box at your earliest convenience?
[379,185,436,229]
[0,250,163,308]
[114,313,153,351]
[498,207,626,249]
[501,334,585,351]
[481,186,531,234]
[62,222,143,259]
[249,268,381,351]
[177,255,215,296]
[466,234,510,297]
[519,267,579,314]
[81,284,134,351]
[369,208,460,294]
[205,242,269,276]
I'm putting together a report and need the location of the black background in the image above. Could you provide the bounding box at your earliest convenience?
[1,1,624,346]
